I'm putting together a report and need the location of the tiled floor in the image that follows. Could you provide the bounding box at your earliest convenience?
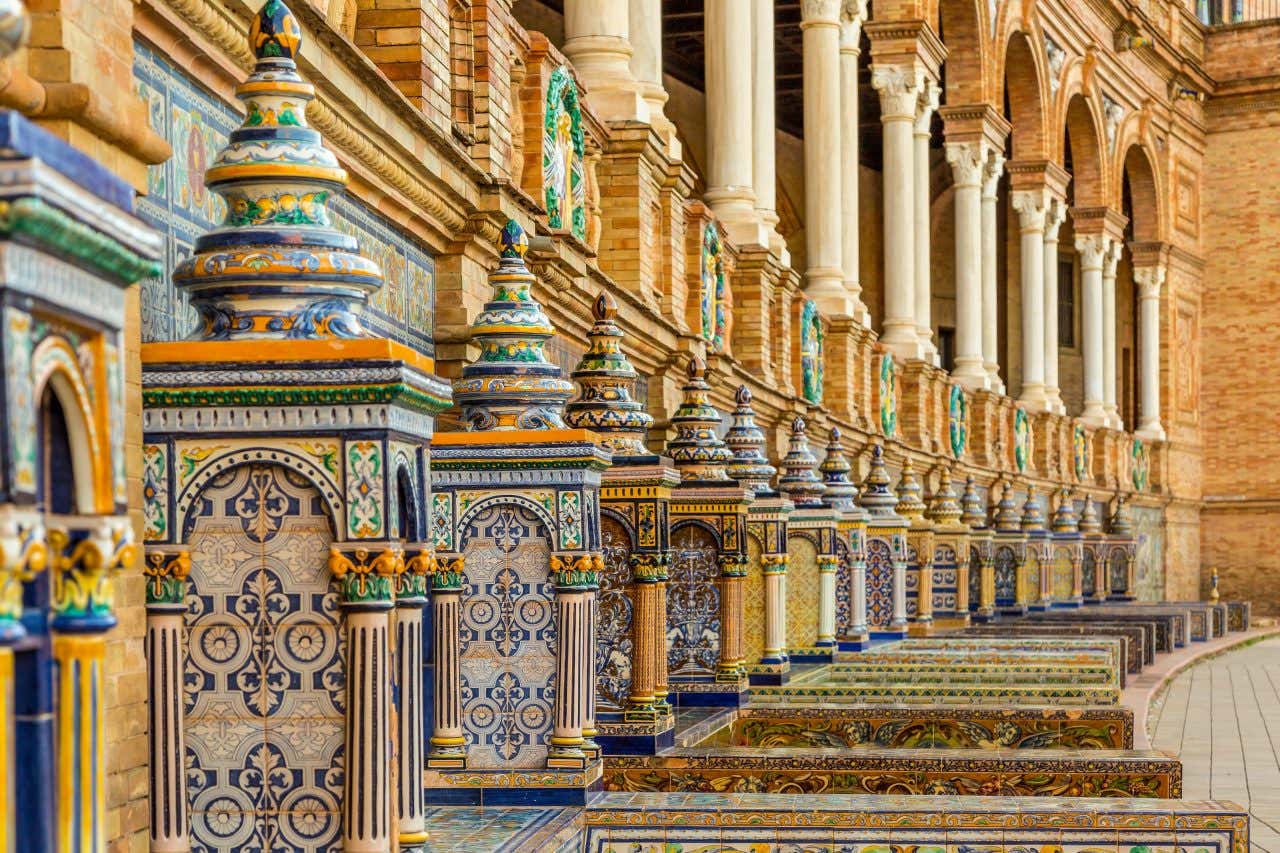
[1149,635,1280,853]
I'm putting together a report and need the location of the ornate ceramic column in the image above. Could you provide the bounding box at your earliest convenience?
[626,554,662,717]
[653,561,671,711]
[840,1,869,321]
[563,0,646,122]
[143,549,191,853]
[705,0,764,245]
[914,77,940,362]
[872,65,923,359]
[395,547,433,847]
[329,546,400,853]
[1012,189,1048,408]
[0,518,43,853]
[1102,240,1124,429]
[47,520,134,853]
[946,141,988,388]
[981,151,1006,392]
[548,554,599,767]
[802,0,851,310]
[1043,196,1067,413]
[1135,264,1167,440]
[1076,234,1111,426]
[427,558,466,768]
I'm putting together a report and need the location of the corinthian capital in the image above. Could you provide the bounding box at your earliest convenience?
[871,65,922,119]
[1133,265,1166,300]
[840,0,869,48]
[982,149,1005,198]
[1011,189,1049,231]
[915,77,941,133]
[945,141,986,187]
[801,0,842,25]
[1074,233,1114,269]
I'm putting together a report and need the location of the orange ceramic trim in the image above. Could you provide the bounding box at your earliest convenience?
[141,339,436,375]
[431,428,606,448]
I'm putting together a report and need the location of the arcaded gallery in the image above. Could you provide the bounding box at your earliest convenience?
[0,0,1278,849]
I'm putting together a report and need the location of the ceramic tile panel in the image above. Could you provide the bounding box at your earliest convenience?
[994,546,1018,605]
[866,538,895,629]
[743,536,766,665]
[835,535,853,636]
[596,514,635,715]
[786,534,820,649]
[459,503,556,769]
[667,523,722,679]
[932,544,959,616]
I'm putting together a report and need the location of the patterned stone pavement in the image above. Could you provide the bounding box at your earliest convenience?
[1150,635,1280,853]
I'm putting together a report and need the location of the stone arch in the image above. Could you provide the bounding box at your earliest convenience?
[32,337,99,514]
[1000,31,1049,160]
[937,0,990,104]
[1061,93,1108,207]
[456,494,558,545]
[177,448,342,544]
[600,506,637,548]
[393,462,420,541]
[1119,142,1163,243]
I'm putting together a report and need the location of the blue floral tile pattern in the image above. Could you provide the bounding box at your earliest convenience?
[596,515,634,714]
[865,538,894,629]
[666,523,721,678]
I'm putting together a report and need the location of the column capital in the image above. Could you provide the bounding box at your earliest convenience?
[1128,239,1173,269]
[143,549,191,608]
[1102,238,1123,277]
[1010,189,1049,232]
[328,544,404,608]
[914,76,941,135]
[1133,265,1166,300]
[840,0,869,49]
[801,0,843,26]
[945,140,987,188]
[1074,233,1117,270]
[940,103,1011,150]
[981,148,1005,199]
[871,65,922,120]
[1044,195,1068,241]
[48,517,135,632]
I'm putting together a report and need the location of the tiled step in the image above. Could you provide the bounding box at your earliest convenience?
[749,681,1120,705]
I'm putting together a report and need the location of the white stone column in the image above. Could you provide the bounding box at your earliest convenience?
[563,0,647,122]
[1102,240,1123,429]
[704,0,763,245]
[753,0,779,240]
[1011,189,1048,408]
[817,555,837,647]
[945,141,988,388]
[840,1,869,323]
[872,65,923,359]
[1043,196,1067,414]
[851,559,868,637]
[981,150,1005,393]
[1135,264,1167,440]
[914,77,941,363]
[629,0,672,134]
[1076,234,1110,426]
[762,559,787,664]
[802,0,850,310]
[891,552,908,629]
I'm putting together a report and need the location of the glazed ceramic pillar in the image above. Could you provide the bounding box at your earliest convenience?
[394,550,432,847]
[892,547,909,629]
[654,565,671,710]
[981,151,1005,392]
[144,551,191,853]
[916,554,933,625]
[1102,240,1123,429]
[840,2,869,322]
[817,555,838,647]
[752,0,779,236]
[1135,264,1167,440]
[913,77,941,363]
[851,559,868,636]
[801,0,850,310]
[625,555,661,717]
[761,556,788,664]
[0,642,9,853]
[946,140,988,388]
[716,556,747,678]
[628,0,670,130]
[1076,234,1110,426]
[1042,197,1067,414]
[428,561,466,767]
[1012,189,1048,408]
[582,582,601,758]
[548,557,594,768]
[873,65,923,359]
[563,0,646,122]
[704,0,762,244]
[0,519,41,853]
[333,549,396,853]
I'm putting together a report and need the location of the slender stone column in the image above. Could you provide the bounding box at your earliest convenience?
[873,65,923,359]
[753,0,779,237]
[1135,265,1167,440]
[914,77,941,362]
[629,0,671,131]
[761,555,788,664]
[981,150,1005,392]
[1102,241,1123,429]
[1043,197,1067,414]
[851,558,868,636]
[563,0,647,122]
[427,558,466,767]
[144,551,191,853]
[802,0,850,310]
[946,140,988,388]
[1011,189,1048,408]
[840,1,869,322]
[916,552,934,625]
[395,548,433,846]
[329,546,400,853]
[891,541,909,629]
[705,0,763,245]
[548,555,597,768]
[817,555,838,647]
[1076,234,1110,426]
[626,554,662,718]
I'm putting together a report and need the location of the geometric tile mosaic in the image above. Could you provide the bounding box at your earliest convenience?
[866,538,895,629]
[786,534,819,649]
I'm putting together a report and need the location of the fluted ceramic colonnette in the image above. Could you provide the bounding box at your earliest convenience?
[143,549,190,853]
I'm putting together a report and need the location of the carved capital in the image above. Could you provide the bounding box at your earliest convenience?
[629,551,672,583]
[1074,233,1115,270]
[982,148,1005,199]
[144,549,191,607]
[551,553,602,591]
[48,518,135,630]
[1133,265,1166,301]
[431,555,466,592]
[328,545,404,606]
[801,0,842,25]
[945,141,986,187]
[399,544,437,599]
[718,552,750,577]
[871,65,922,120]
[915,77,941,133]
[839,0,869,48]
[1011,189,1049,232]
[0,516,45,638]
[761,554,790,575]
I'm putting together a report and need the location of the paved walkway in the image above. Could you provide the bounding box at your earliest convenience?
[1149,635,1280,853]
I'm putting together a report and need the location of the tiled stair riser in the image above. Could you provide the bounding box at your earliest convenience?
[957,625,1147,672]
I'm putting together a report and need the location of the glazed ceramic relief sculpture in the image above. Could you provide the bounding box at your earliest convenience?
[663,360,751,706]
[429,219,609,802]
[992,481,1029,615]
[858,445,909,635]
[140,4,450,848]
[567,293,680,754]
[1107,494,1137,601]
[776,418,839,660]
[960,476,996,621]
[925,469,970,623]
[1021,485,1052,610]
[726,387,793,683]
[821,428,870,649]
[895,459,935,628]
[1050,487,1085,606]
[0,97,159,850]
